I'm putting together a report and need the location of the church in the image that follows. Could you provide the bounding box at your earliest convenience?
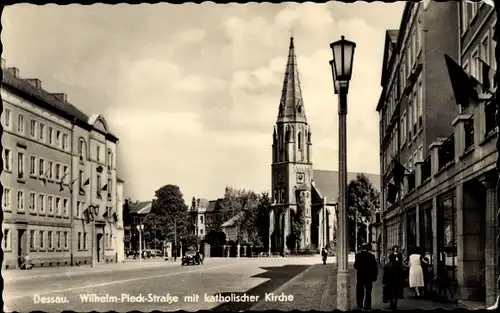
[269,37,380,254]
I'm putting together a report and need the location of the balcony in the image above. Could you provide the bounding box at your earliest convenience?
[485,101,496,135]
[438,134,455,170]
[464,116,475,151]
[421,156,431,182]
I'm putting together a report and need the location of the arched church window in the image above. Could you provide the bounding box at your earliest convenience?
[308,131,311,143]
[298,132,302,150]
[285,127,291,142]
[297,105,302,114]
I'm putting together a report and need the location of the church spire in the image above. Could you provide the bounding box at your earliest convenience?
[277,37,307,122]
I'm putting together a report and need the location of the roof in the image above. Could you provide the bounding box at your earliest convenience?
[207,200,218,212]
[129,201,152,215]
[312,169,381,203]
[2,66,119,141]
[276,37,307,124]
[221,211,244,228]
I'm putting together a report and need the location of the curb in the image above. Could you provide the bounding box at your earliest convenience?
[249,264,316,310]
[4,261,178,282]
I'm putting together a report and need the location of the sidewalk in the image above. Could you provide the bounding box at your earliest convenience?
[3,258,179,282]
[251,261,459,311]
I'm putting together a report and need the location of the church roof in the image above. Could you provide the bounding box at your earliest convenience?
[277,37,307,123]
[312,169,381,203]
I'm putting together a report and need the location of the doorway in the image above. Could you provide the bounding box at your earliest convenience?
[17,229,26,267]
[97,233,103,263]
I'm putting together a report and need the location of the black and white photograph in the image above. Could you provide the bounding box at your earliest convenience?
[1,0,500,311]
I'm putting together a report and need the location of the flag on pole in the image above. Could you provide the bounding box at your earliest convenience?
[390,156,407,186]
[444,54,480,106]
[82,178,90,186]
[101,184,108,191]
[83,208,90,223]
[112,212,118,223]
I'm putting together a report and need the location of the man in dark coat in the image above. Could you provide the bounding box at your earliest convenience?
[354,243,378,310]
[383,253,404,309]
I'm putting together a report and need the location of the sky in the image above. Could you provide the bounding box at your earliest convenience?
[2,2,405,203]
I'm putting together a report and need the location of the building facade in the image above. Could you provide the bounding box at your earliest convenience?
[269,37,381,254]
[1,60,124,269]
[378,0,498,306]
[188,198,223,238]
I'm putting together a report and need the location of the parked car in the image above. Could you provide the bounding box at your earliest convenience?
[182,250,202,266]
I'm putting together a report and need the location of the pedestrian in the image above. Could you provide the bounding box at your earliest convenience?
[390,245,404,266]
[321,247,328,265]
[383,253,404,310]
[420,253,430,297]
[408,246,425,297]
[354,243,378,310]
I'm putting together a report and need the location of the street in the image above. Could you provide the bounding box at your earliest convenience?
[4,256,320,312]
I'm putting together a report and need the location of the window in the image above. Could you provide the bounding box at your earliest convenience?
[401,110,407,145]
[471,48,480,79]
[48,231,53,250]
[62,134,69,150]
[97,174,102,197]
[17,114,24,133]
[3,188,11,211]
[200,229,204,235]
[63,165,68,183]
[29,192,36,213]
[413,89,418,134]
[438,195,457,282]
[48,196,54,215]
[56,231,61,249]
[39,194,45,214]
[4,229,11,250]
[39,158,45,176]
[77,201,81,218]
[48,127,53,145]
[417,79,423,128]
[39,123,45,141]
[108,178,112,198]
[408,96,413,138]
[108,149,112,170]
[56,197,61,216]
[39,230,44,250]
[78,232,82,250]
[63,232,68,249]
[200,215,204,224]
[79,170,84,188]
[3,108,11,128]
[84,233,88,250]
[56,130,61,147]
[97,145,101,162]
[30,156,36,176]
[18,152,25,179]
[63,198,68,217]
[48,161,53,180]
[79,139,85,160]
[462,1,478,33]
[3,148,12,172]
[407,211,417,250]
[481,34,490,65]
[17,190,24,212]
[30,230,35,250]
[55,164,61,180]
[30,120,36,138]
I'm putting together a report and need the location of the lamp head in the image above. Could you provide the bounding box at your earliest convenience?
[329,35,356,82]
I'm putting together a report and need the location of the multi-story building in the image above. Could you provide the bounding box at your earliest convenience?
[123,201,152,250]
[378,0,498,307]
[188,198,223,238]
[1,60,124,269]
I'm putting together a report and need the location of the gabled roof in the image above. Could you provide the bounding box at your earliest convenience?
[312,170,381,204]
[276,37,307,124]
[221,211,244,228]
[207,200,218,212]
[129,201,152,215]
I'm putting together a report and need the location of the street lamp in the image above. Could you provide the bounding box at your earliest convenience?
[137,224,144,262]
[88,205,99,268]
[329,35,356,312]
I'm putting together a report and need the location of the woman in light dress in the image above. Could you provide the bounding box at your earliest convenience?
[408,246,425,297]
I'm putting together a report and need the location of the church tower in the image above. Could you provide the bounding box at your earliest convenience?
[270,37,313,253]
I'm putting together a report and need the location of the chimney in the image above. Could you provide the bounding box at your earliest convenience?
[25,78,42,89]
[52,93,67,102]
[1,58,6,70]
[6,67,19,77]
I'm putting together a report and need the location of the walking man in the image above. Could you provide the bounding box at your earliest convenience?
[354,243,378,310]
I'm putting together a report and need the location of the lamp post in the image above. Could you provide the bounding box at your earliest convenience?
[329,35,356,311]
[89,205,99,268]
[137,224,144,262]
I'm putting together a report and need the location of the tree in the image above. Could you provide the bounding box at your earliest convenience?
[151,184,189,243]
[205,230,227,246]
[347,174,380,251]
[239,191,271,248]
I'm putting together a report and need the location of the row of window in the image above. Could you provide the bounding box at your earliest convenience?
[463,20,497,82]
[3,109,71,152]
[405,145,424,173]
[3,188,69,217]
[2,228,70,251]
[461,1,481,35]
[3,148,70,183]
[78,138,114,169]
